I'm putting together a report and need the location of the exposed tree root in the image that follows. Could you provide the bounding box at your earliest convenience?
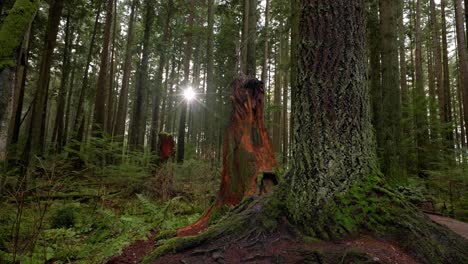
[143,176,468,264]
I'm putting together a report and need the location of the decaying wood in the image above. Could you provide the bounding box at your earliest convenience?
[177,77,277,236]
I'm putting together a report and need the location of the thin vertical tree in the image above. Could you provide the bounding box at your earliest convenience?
[26,0,64,159]
[114,0,138,139]
[129,0,154,149]
[93,0,114,136]
[176,0,196,163]
[380,0,402,178]
[454,0,468,146]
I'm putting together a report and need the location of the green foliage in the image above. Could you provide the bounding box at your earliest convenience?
[50,206,78,229]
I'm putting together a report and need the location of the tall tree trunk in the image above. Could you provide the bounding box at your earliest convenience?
[26,0,64,159]
[106,0,118,135]
[129,0,154,149]
[454,0,468,146]
[415,0,430,174]
[8,23,33,150]
[52,11,72,151]
[73,2,102,139]
[114,0,138,139]
[93,0,113,136]
[246,0,257,76]
[272,40,282,153]
[287,0,374,223]
[204,0,216,154]
[290,0,299,150]
[366,0,382,156]
[281,30,290,165]
[380,0,402,178]
[441,0,454,149]
[150,0,174,153]
[0,0,39,164]
[176,0,196,163]
[430,0,445,129]
[260,0,270,85]
[398,0,411,173]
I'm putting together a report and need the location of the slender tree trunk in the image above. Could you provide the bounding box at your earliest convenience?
[398,0,411,173]
[380,0,402,178]
[261,0,270,85]
[114,0,137,139]
[246,0,257,76]
[415,0,430,174]
[150,0,174,153]
[8,23,33,149]
[454,0,468,146]
[52,11,72,151]
[93,0,113,136]
[204,0,216,154]
[26,0,64,159]
[366,0,382,154]
[241,0,249,75]
[106,0,118,135]
[281,30,290,165]
[287,0,374,223]
[441,0,454,149]
[272,39,282,153]
[74,2,102,138]
[176,0,196,163]
[129,0,154,149]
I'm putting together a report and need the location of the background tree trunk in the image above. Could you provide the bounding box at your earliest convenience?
[287,0,374,224]
[114,0,138,140]
[26,0,64,159]
[454,0,468,146]
[93,0,114,136]
[129,0,154,149]
[380,0,402,178]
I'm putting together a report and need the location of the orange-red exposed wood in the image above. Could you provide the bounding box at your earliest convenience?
[177,77,277,236]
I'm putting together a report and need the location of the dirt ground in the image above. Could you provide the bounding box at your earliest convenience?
[106,214,468,264]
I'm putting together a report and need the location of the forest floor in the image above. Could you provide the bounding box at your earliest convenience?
[106,213,468,264]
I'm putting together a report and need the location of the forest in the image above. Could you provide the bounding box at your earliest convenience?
[1,0,468,263]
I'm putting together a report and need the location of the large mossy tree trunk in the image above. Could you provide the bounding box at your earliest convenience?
[177,78,277,236]
[287,0,375,225]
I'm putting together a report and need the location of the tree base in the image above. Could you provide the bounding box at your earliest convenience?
[143,176,468,263]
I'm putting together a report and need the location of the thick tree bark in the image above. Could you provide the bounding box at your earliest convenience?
[129,0,154,149]
[177,78,277,236]
[51,12,72,151]
[93,0,114,135]
[150,0,174,153]
[26,0,64,159]
[114,0,138,139]
[454,0,468,146]
[287,0,374,223]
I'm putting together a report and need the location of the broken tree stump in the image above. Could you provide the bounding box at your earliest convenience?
[177,77,277,236]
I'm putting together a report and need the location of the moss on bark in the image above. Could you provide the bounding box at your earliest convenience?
[0,0,39,70]
[143,177,468,263]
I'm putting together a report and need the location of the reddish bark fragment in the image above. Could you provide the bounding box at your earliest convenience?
[177,77,277,236]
